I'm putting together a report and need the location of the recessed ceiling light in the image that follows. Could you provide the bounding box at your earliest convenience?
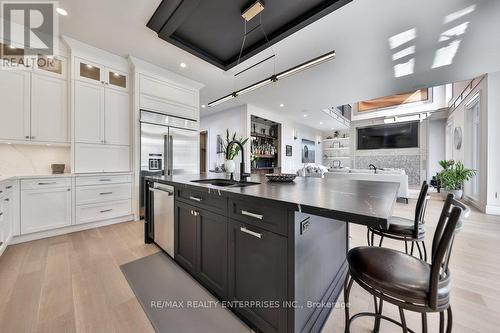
[320,122,323,125]
[180,62,187,68]
[201,104,206,108]
[279,103,284,107]
[56,7,68,16]
[303,114,308,118]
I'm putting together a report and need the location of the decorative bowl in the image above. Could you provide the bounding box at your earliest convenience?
[265,173,297,182]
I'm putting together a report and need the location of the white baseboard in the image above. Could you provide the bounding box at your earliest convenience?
[10,214,135,245]
[0,235,13,256]
[486,205,500,216]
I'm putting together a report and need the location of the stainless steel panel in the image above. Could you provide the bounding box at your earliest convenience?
[169,127,199,175]
[152,183,175,257]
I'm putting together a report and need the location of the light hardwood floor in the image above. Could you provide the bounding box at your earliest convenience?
[0,193,499,333]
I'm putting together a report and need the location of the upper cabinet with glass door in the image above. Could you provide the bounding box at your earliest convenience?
[0,42,31,70]
[75,57,128,91]
[34,54,67,79]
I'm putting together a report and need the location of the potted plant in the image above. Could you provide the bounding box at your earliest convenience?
[436,160,455,192]
[437,161,476,200]
[222,129,248,174]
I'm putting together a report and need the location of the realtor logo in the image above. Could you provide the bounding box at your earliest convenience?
[1,1,58,68]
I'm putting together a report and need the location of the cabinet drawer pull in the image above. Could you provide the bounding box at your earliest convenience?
[189,196,202,202]
[38,182,57,185]
[99,179,112,182]
[4,198,9,202]
[241,210,263,220]
[6,186,12,189]
[240,227,262,239]
[99,192,113,195]
[0,212,3,216]
[100,209,113,213]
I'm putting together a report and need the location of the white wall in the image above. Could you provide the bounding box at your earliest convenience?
[199,105,247,171]
[427,118,446,180]
[200,104,324,174]
[0,144,71,175]
[486,72,500,213]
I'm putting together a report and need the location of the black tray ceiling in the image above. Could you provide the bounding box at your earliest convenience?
[147,0,351,71]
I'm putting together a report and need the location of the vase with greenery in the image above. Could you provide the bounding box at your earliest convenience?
[222,129,248,174]
[437,160,476,199]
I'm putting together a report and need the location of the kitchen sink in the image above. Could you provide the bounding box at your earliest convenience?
[191,179,260,187]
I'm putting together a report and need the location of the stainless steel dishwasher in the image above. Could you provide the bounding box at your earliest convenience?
[150,182,175,257]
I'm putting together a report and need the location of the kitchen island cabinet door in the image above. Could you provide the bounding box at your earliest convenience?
[228,219,288,333]
[174,201,198,275]
[197,209,228,300]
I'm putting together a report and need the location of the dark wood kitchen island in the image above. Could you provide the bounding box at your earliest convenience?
[144,174,399,333]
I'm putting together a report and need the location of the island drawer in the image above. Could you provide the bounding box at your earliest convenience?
[176,186,227,215]
[229,197,287,236]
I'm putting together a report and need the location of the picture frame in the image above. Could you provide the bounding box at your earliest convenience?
[333,160,341,168]
[286,145,292,156]
[301,139,315,163]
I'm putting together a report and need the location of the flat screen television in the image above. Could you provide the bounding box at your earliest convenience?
[357,121,419,150]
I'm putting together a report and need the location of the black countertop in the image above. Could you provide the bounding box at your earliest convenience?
[146,173,399,229]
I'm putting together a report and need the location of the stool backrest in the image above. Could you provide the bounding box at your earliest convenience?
[413,181,430,238]
[429,193,469,309]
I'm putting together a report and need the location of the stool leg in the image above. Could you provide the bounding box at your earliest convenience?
[416,242,423,260]
[422,241,428,262]
[439,311,445,333]
[373,296,384,333]
[371,232,375,248]
[399,307,408,333]
[446,307,453,333]
[344,274,354,333]
[378,236,384,247]
[421,313,428,333]
[367,228,371,246]
[405,241,409,254]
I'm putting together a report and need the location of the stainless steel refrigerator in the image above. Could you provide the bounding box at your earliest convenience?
[140,110,198,217]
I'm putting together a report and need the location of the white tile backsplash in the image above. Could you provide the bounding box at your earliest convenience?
[0,144,70,176]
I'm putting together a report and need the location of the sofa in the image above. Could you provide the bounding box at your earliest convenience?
[324,168,409,202]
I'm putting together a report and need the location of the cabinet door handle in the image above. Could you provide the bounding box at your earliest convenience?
[100,209,113,213]
[190,210,199,216]
[240,227,262,239]
[99,192,113,195]
[0,212,3,216]
[25,136,30,139]
[6,186,12,189]
[189,196,202,202]
[4,198,9,202]
[38,182,57,185]
[241,210,263,220]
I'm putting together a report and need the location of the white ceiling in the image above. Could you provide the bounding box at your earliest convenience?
[58,0,500,130]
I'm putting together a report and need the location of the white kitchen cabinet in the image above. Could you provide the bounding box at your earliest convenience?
[74,144,130,173]
[0,69,30,141]
[76,58,104,85]
[104,88,130,145]
[74,80,105,144]
[20,182,72,235]
[139,74,198,120]
[31,73,68,142]
[0,192,13,254]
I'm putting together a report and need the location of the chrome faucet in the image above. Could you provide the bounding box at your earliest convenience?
[226,140,251,182]
[368,164,377,172]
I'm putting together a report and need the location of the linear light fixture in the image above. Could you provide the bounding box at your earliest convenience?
[208,50,336,107]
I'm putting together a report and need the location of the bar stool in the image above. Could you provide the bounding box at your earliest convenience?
[344,194,469,333]
[367,182,430,261]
